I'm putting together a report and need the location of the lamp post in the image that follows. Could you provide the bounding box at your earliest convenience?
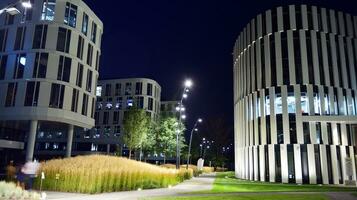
[0,0,32,16]
[186,118,202,169]
[176,79,192,169]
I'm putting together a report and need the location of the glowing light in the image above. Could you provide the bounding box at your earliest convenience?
[181,115,186,119]
[183,93,188,98]
[184,79,193,88]
[198,118,202,123]
[22,1,32,8]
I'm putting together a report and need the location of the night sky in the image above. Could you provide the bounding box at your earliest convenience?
[84,0,357,132]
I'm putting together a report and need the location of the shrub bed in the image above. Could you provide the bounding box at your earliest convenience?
[0,181,40,200]
[34,155,192,194]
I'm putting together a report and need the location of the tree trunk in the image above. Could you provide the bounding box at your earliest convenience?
[129,149,132,159]
[163,154,166,164]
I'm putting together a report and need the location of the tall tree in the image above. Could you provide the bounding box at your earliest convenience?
[141,120,156,161]
[122,107,150,159]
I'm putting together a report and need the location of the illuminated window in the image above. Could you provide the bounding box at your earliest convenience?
[265,96,270,115]
[64,2,77,28]
[127,97,133,107]
[314,93,321,114]
[116,97,123,109]
[41,0,56,21]
[287,94,296,113]
[96,86,102,96]
[301,93,309,114]
[275,94,282,114]
[13,54,26,79]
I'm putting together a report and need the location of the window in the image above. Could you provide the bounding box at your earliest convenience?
[114,126,121,137]
[148,98,153,111]
[135,82,142,95]
[71,89,79,112]
[24,81,40,106]
[91,22,97,43]
[86,69,92,92]
[275,145,282,182]
[95,51,100,71]
[33,52,48,78]
[287,145,295,183]
[301,92,309,114]
[287,94,296,113]
[82,13,89,35]
[32,25,47,49]
[0,29,8,52]
[113,111,120,124]
[136,96,144,108]
[303,122,310,144]
[49,83,65,108]
[76,63,83,87]
[106,98,113,109]
[5,83,17,107]
[56,27,71,53]
[41,0,56,21]
[82,93,88,115]
[125,82,132,95]
[314,92,321,114]
[105,84,111,96]
[146,83,153,97]
[275,93,282,114]
[77,36,84,59]
[57,56,71,82]
[103,112,109,125]
[64,2,77,28]
[293,31,302,84]
[301,145,309,184]
[0,55,8,80]
[127,97,133,107]
[96,86,102,97]
[115,83,121,96]
[91,98,95,118]
[14,27,26,50]
[13,54,26,79]
[116,97,122,109]
[4,14,14,25]
[87,44,93,66]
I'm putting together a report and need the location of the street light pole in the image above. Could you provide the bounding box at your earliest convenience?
[186,118,202,169]
[176,79,192,169]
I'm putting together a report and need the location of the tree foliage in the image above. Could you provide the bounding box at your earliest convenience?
[154,117,186,163]
[122,107,150,159]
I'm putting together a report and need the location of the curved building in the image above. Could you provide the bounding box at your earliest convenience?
[233,5,357,185]
[0,0,102,162]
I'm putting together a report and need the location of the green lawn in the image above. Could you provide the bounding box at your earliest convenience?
[147,194,329,200]
[211,172,356,193]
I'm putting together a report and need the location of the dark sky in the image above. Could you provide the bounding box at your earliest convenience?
[84,0,357,131]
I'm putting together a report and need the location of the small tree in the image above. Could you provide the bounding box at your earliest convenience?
[141,121,156,161]
[153,117,186,164]
[122,107,150,159]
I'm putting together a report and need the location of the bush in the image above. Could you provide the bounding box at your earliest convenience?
[161,164,213,177]
[34,155,190,194]
[0,181,40,200]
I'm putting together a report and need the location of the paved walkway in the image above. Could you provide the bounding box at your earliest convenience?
[45,173,216,200]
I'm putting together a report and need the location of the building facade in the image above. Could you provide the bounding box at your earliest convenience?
[0,0,103,162]
[84,78,162,156]
[233,5,357,185]
[161,100,179,118]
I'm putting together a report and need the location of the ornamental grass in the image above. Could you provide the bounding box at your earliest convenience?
[161,164,214,177]
[34,155,192,194]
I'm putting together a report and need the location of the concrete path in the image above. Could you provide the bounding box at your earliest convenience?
[45,173,216,200]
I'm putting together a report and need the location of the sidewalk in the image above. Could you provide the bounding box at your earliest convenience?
[46,173,216,200]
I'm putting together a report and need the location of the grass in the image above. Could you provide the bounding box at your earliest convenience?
[34,155,193,194]
[145,194,329,200]
[210,172,357,193]
[0,181,40,200]
[161,164,214,177]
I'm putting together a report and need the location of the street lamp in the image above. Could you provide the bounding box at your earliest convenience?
[0,0,32,16]
[176,79,193,169]
[186,118,203,169]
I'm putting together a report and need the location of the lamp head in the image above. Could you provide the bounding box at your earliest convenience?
[184,79,193,88]
[198,118,202,123]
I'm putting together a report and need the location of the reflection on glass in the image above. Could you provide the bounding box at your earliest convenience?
[314,93,321,114]
[324,94,330,115]
[301,93,309,114]
[287,94,296,113]
[275,94,282,114]
[265,96,270,115]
